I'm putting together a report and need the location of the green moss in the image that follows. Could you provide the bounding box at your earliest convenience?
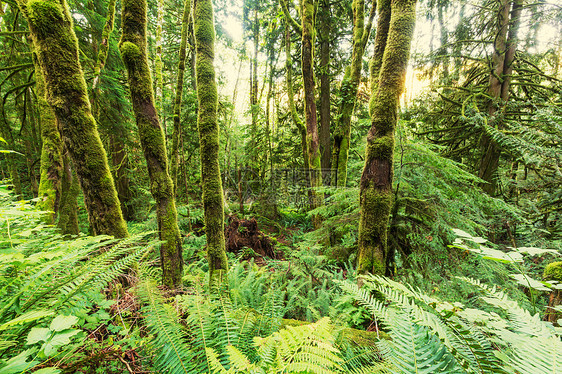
[544,262,562,282]
[27,0,64,27]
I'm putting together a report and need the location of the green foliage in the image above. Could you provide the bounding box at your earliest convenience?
[340,273,562,373]
[0,189,156,372]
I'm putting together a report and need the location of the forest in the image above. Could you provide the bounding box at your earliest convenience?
[0,0,561,372]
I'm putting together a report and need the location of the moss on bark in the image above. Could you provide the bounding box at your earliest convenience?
[35,55,63,224]
[301,0,323,225]
[18,0,128,238]
[358,0,416,275]
[57,153,80,235]
[331,0,375,187]
[170,0,192,195]
[194,0,228,288]
[120,0,183,288]
[92,0,116,89]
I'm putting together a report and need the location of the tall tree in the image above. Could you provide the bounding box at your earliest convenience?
[331,0,376,187]
[301,0,323,222]
[120,0,184,288]
[478,0,522,195]
[357,0,416,275]
[170,0,192,194]
[17,0,128,238]
[35,55,63,224]
[317,0,331,177]
[194,0,228,287]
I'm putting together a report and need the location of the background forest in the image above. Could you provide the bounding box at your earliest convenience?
[1,0,562,372]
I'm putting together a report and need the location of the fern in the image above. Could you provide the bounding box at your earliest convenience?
[136,278,193,373]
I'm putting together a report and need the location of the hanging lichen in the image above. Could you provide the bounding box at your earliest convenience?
[120,0,183,288]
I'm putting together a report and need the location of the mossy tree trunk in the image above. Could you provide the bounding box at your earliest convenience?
[171,0,192,195]
[92,0,115,90]
[318,0,331,179]
[331,0,376,187]
[478,0,522,195]
[57,152,80,235]
[0,100,22,197]
[301,0,323,223]
[194,0,228,287]
[155,0,164,118]
[35,54,63,224]
[357,0,416,275]
[18,0,128,238]
[120,0,183,288]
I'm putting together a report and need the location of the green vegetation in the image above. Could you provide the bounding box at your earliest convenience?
[1,0,561,372]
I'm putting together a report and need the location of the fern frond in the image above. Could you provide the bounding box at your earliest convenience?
[136,278,192,374]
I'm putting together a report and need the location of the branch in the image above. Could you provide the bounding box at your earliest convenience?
[280,0,302,35]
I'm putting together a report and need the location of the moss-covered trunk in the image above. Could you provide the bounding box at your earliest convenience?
[194,0,228,287]
[120,0,183,288]
[318,0,331,179]
[478,0,522,195]
[0,100,22,197]
[171,0,192,195]
[357,0,416,275]
[18,0,128,238]
[35,54,63,224]
[92,0,116,89]
[284,20,310,184]
[301,0,323,223]
[110,132,132,221]
[331,0,375,187]
[57,152,80,235]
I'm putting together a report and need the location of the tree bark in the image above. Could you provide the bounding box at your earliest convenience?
[331,0,376,187]
[301,0,323,223]
[357,0,416,275]
[478,0,522,195]
[194,0,228,288]
[18,0,128,238]
[57,152,80,235]
[171,0,192,195]
[35,53,63,224]
[318,0,331,179]
[120,0,183,288]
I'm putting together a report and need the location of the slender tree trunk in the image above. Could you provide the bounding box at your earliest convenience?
[0,100,22,197]
[18,0,128,238]
[110,133,132,220]
[57,152,80,235]
[284,21,310,186]
[301,0,323,222]
[331,0,376,187]
[478,0,522,195]
[357,0,416,275]
[318,0,331,179]
[155,0,164,118]
[35,54,63,224]
[194,0,228,287]
[120,0,183,288]
[92,0,116,89]
[171,0,192,195]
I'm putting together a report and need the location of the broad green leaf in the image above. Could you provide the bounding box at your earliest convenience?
[48,329,80,347]
[27,327,51,345]
[0,310,55,331]
[0,349,38,373]
[50,315,78,332]
[34,368,61,374]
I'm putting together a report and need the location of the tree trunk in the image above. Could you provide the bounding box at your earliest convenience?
[120,0,183,288]
[92,0,116,89]
[478,0,522,195]
[331,0,376,187]
[57,152,80,235]
[284,20,310,187]
[318,0,331,180]
[18,0,128,238]
[110,132,132,221]
[301,0,323,222]
[155,0,164,118]
[0,100,22,197]
[35,54,63,224]
[171,0,192,195]
[357,0,416,275]
[194,0,228,288]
